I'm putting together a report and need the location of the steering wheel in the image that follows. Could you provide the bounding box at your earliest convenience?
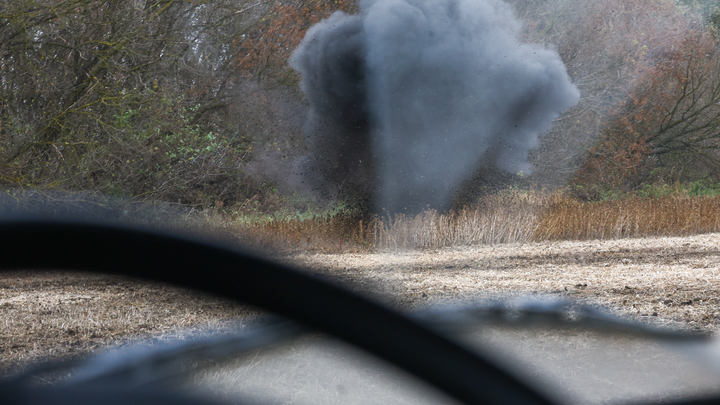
[0,218,558,405]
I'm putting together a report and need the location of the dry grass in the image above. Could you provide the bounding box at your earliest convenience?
[216,192,720,252]
[368,193,542,249]
[209,192,544,252]
[535,194,720,241]
[201,212,368,253]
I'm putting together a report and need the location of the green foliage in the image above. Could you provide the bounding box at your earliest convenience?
[684,180,720,197]
[2,90,258,207]
[113,109,138,130]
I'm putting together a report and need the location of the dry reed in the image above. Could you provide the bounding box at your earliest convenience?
[535,194,720,241]
[369,192,544,249]
[212,192,720,252]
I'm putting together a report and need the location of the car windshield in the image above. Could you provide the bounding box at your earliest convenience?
[4,0,720,404]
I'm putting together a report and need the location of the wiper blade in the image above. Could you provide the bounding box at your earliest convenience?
[12,317,306,389]
[415,296,709,342]
[65,317,306,389]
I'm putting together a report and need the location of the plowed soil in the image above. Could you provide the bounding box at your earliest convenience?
[3,233,720,377]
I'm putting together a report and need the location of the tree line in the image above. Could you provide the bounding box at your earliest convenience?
[512,0,720,198]
[0,0,350,209]
[1,0,719,211]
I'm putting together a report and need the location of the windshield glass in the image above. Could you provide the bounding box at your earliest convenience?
[3,0,720,404]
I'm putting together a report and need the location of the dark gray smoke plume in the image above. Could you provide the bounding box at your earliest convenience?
[290,0,580,213]
[288,12,372,208]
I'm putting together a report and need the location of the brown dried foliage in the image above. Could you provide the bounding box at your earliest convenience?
[574,8,720,190]
[510,0,687,186]
[219,192,720,252]
[232,0,356,85]
[535,194,720,241]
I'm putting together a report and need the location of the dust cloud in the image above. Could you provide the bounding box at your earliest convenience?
[290,0,579,213]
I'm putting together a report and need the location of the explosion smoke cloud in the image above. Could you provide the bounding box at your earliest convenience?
[290,0,580,213]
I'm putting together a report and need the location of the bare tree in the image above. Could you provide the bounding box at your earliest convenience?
[575,27,720,191]
[508,0,688,187]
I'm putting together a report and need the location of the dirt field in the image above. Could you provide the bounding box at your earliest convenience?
[3,233,720,378]
[293,234,720,332]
